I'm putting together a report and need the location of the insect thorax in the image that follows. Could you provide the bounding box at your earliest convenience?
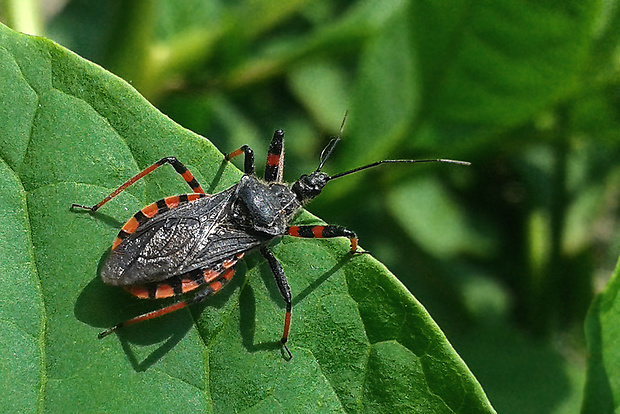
[231,175,301,236]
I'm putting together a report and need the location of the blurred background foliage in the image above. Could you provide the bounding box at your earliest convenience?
[2,0,619,412]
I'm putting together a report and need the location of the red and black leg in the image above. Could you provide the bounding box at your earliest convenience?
[287,225,367,254]
[260,246,293,360]
[225,145,255,175]
[72,157,205,212]
[264,130,285,183]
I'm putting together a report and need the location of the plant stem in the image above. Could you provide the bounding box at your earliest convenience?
[104,0,156,95]
[4,0,43,36]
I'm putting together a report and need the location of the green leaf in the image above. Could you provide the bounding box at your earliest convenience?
[583,256,620,412]
[346,0,602,164]
[456,326,585,414]
[410,0,599,126]
[387,177,493,258]
[0,23,494,412]
[0,148,43,413]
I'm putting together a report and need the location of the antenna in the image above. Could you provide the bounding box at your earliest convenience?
[328,158,471,181]
[314,110,470,180]
[316,111,348,172]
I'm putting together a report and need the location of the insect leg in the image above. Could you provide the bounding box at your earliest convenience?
[287,225,367,253]
[98,301,189,338]
[98,268,235,338]
[72,157,205,212]
[225,145,255,175]
[264,130,285,183]
[260,246,293,360]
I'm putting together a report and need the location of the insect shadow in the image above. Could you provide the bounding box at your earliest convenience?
[74,248,245,371]
[207,159,229,194]
[70,208,125,228]
[73,253,185,369]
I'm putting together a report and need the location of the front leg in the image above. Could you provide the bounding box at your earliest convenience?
[264,130,285,183]
[225,145,255,175]
[287,225,366,253]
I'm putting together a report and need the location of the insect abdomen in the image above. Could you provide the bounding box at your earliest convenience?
[123,257,242,299]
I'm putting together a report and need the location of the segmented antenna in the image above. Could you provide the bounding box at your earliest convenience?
[317,111,348,172]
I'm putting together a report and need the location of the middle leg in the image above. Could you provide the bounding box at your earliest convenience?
[260,246,293,359]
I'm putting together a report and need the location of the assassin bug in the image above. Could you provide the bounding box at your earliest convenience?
[72,118,469,358]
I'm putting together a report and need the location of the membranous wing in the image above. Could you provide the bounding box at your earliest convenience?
[101,185,266,286]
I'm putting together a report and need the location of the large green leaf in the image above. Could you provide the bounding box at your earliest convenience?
[0,24,494,413]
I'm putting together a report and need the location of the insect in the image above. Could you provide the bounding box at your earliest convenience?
[72,119,469,358]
